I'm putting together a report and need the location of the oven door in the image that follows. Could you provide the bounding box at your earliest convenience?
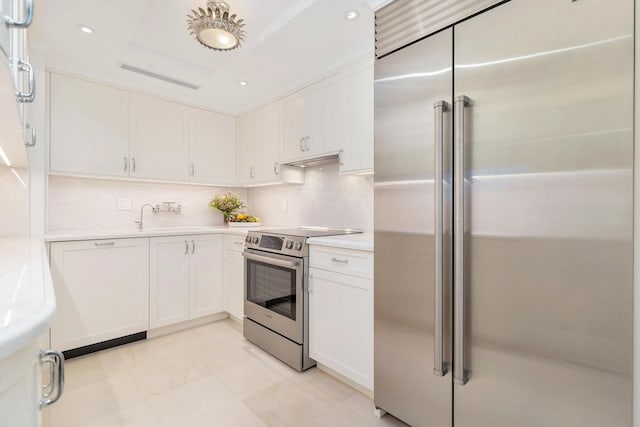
[243,249,304,343]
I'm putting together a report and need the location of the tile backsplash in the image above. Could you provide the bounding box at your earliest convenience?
[247,163,373,232]
[47,164,373,233]
[48,176,246,231]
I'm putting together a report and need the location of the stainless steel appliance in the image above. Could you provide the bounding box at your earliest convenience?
[374,0,633,426]
[243,227,362,371]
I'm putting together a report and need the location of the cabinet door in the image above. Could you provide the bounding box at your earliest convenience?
[223,235,246,320]
[238,102,280,184]
[130,94,188,181]
[149,237,190,329]
[309,267,373,391]
[50,238,149,351]
[188,108,236,185]
[188,235,223,319]
[281,80,329,161]
[50,74,129,176]
[338,59,374,174]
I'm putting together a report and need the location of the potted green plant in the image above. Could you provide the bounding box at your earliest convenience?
[208,192,246,223]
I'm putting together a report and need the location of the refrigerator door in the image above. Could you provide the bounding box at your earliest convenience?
[453,0,633,426]
[374,28,453,426]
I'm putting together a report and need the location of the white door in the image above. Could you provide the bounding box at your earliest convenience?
[50,74,129,177]
[223,235,246,320]
[50,238,150,351]
[188,235,223,319]
[238,102,280,184]
[149,237,190,328]
[188,108,236,185]
[309,268,373,390]
[129,94,188,181]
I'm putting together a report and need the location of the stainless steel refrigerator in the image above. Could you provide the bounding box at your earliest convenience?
[373,0,634,426]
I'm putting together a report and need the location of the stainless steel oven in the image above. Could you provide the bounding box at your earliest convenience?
[242,227,362,371]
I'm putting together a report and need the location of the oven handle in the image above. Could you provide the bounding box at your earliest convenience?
[242,251,300,269]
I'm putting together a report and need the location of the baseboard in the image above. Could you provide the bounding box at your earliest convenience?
[147,312,229,339]
[316,362,374,399]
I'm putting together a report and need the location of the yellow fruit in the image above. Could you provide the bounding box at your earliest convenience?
[254,217,261,222]
[236,214,247,220]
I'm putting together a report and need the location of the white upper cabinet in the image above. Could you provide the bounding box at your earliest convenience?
[280,79,332,162]
[50,73,129,177]
[188,108,236,185]
[129,93,188,182]
[238,102,282,185]
[337,58,374,174]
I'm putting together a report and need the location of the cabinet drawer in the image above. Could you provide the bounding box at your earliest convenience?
[309,246,373,279]
[224,234,246,252]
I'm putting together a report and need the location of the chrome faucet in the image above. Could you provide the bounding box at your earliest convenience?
[135,204,158,230]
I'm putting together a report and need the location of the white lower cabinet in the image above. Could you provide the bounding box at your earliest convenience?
[150,234,223,329]
[50,238,150,351]
[223,234,245,320]
[308,246,373,391]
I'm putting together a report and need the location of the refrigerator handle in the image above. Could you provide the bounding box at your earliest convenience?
[433,100,449,377]
[453,95,470,386]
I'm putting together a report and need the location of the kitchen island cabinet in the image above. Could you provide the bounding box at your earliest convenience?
[308,244,374,393]
[50,238,149,352]
[149,234,223,329]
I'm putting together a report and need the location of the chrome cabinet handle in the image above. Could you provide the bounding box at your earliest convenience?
[330,257,349,264]
[16,59,35,103]
[3,0,33,27]
[299,137,304,152]
[233,241,243,246]
[249,166,255,179]
[184,240,188,255]
[123,157,128,172]
[94,241,115,247]
[131,158,136,172]
[191,240,195,254]
[433,100,450,377]
[453,95,470,386]
[191,164,195,177]
[24,123,36,147]
[273,162,279,175]
[308,274,314,293]
[39,350,65,409]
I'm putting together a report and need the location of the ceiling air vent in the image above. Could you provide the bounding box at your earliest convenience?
[119,63,200,90]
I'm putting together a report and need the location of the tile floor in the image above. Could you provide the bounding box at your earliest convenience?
[43,319,408,427]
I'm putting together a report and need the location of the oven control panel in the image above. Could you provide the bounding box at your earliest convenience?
[244,231,306,257]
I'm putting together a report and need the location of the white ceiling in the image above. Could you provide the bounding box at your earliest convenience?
[30,0,379,116]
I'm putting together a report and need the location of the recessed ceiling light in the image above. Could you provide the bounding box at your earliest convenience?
[76,24,95,34]
[239,81,248,86]
[344,10,360,20]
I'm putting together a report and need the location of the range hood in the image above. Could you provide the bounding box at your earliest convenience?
[283,153,340,168]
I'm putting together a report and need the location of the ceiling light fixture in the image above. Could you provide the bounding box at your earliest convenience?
[76,24,94,34]
[239,81,248,86]
[344,10,360,20]
[187,1,246,51]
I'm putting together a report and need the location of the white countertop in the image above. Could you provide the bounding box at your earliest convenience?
[307,233,374,252]
[0,237,56,359]
[45,225,255,242]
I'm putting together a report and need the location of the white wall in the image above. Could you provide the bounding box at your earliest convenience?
[47,176,247,232]
[247,163,373,232]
